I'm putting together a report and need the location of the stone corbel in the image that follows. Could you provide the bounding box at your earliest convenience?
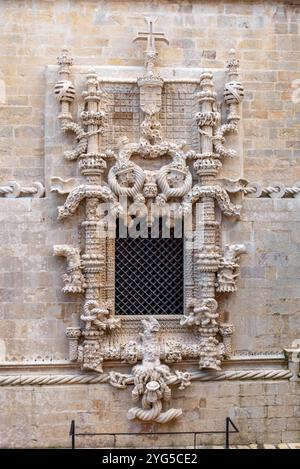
[65,327,82,361]
[53,244,86,294]
[78,300,121,373]
[198,336,224,370]
[216,244,246,293]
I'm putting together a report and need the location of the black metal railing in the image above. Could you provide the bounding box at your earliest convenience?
[69,417,239,450]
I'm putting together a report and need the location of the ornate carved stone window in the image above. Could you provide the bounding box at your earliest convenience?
[53,18,247,424]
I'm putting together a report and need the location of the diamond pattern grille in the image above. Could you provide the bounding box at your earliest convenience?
[115,230,183,315]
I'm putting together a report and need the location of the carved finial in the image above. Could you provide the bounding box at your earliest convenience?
[57,47,73,68]
[133,17,169,76]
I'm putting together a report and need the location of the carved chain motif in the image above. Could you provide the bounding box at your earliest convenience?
[53,26,246,423]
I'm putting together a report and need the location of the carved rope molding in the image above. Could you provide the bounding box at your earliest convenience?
[0,181,45,198]
[243,182,300,198]
[50,22,298,424]
[0,370,295,387]
[216,178,300,199]
[49,177,300,199]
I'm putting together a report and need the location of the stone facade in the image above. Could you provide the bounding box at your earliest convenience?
[0,0,300,448]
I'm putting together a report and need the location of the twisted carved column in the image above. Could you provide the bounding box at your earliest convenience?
[79,71,111,371]
[193,72,222,368]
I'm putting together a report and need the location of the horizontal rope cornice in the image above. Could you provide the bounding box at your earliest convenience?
[0,369,293,387]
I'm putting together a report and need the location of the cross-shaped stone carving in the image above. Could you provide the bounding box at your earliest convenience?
[133,17,169,75]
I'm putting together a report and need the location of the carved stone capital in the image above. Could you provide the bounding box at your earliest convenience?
[220,323,235,357]
[66,327,82,362]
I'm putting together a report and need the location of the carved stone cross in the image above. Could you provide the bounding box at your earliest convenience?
[133,17,169,56]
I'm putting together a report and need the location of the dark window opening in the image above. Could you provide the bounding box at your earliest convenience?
[115,221,184,315]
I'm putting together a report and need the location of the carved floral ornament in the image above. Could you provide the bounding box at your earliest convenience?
[51,19,275,424]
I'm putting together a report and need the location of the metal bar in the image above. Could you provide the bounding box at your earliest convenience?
[75,431,236,436]
[71,418,239,449]
[228,417,239,433]
[225,418,239,449]
[226,417,229,449]
[69,420,75,450]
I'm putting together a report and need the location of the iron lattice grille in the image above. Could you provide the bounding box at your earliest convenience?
[115,229,183,315]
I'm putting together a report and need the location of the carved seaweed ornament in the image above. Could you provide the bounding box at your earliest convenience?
[53,23,247,423]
